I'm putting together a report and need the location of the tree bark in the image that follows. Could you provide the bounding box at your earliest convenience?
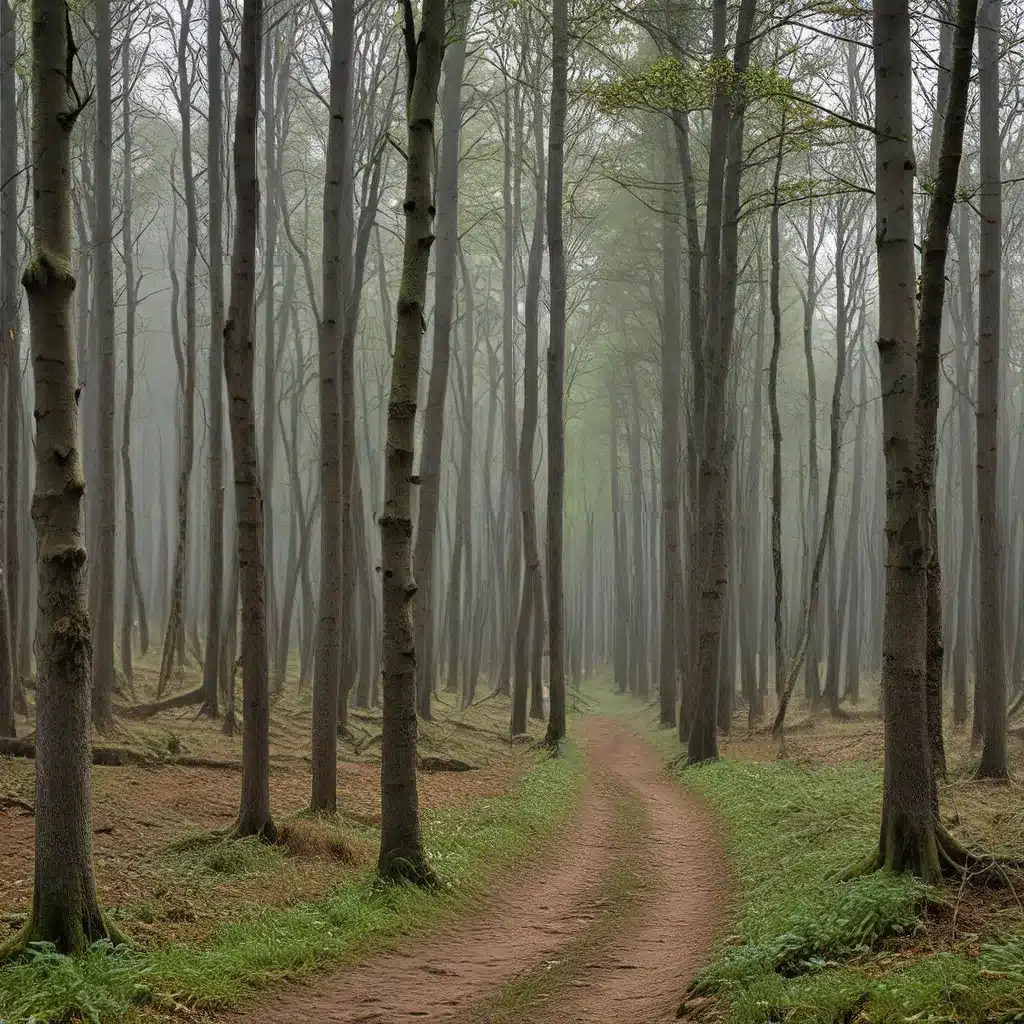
[90,0,116,731]
[224,0,274,840]
[311,0,353,812]
[544,0,567,744]
[512,79,546,737]
[659,127,682,729]
[2,0,119,956]
[160,4,200,696]
[201,0,225,718]
[0,0,18,740]
[413,0,472,717]
[976,0,1007,778]
[377,0,445,883]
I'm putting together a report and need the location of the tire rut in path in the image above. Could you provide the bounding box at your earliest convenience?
[236,717,726,1023]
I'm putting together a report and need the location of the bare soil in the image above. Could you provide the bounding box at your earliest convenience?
[227,717,728,1024]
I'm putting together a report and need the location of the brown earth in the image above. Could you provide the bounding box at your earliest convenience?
[0,672,542,945]
[226,717,728,1024]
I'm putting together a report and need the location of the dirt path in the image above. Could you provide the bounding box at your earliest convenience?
[238,718,727,1024]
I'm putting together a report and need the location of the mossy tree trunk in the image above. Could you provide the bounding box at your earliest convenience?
[224,0,274,841]
[377,0,445,883]
[3,0,120,958]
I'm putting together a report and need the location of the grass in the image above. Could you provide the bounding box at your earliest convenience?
[0,744,585,1024]
[592,685,1024,1024]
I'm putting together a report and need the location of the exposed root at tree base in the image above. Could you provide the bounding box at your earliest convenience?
[0,909,128,964]
[842,822,1024,885]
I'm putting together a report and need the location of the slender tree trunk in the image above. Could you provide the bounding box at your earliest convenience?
[659,126,682,728]
[976,0,1007,778]
[413,0,472,718]
[0,0,18,739]
[377,0,445,883]
[160,8,200,694]
[201,0,225,717]
[3,0,119,955]
[953,204,975,725]
[311,0,353,812]
[511,84,546,736]
[225,0,274,840]
[91,0,116,730]
[120,41,147,688]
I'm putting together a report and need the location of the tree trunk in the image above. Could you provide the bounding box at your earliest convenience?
[90,0,116,731]
[224,0,274,840]
[413,0,472,718]
[976,0,1007,778]
[160,9,200,696]
[377,0,445,884]
[544,0,569,745]
[310,0,352,812]
[512,83,546,737]
[659,126,681,729]
[201,0,225,718]
[865,0,959,881]
[3,0,118,956]
[120,40,147,689]
[686,0,755,763]
[0,0,18,740]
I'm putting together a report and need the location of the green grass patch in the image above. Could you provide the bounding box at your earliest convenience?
[0,746,585,1024]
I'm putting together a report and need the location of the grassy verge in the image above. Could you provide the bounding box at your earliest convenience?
[0,745,584,1024]
[594,687,1024,1024]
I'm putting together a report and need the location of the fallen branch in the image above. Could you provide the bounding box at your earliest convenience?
[0,793,34,814]
[119,685,206,720]
[0,737,243,771]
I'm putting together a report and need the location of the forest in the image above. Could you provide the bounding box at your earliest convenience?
[1,0,1024,1020]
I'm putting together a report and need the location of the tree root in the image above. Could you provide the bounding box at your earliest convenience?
[842,822,1024,884]
[0,909,128,963]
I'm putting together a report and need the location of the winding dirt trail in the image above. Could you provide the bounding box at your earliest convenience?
[240,718,727,1024]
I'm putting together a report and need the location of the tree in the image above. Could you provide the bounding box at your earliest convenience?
[412,0,472,719]
[224,0,274,840]
[0,0,17,741]
[854,0,980,880]
[544,0,568,749]
[200,0,225,719]
[158,0,200,698]
[312,0,353,813]
[0,0,122,957]
[91,0,117,731]
[377,0,446,883]
[976,0,1007,779]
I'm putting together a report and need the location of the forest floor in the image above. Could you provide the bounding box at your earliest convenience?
[4,668,1024,1023]
[224,715,728,1024]
[0,655,549,949]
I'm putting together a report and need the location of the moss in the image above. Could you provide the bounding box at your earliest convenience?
[21,250,75,293]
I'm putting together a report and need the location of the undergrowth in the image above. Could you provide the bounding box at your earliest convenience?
[0,745,584,1024]
[676,758,1024,1023]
